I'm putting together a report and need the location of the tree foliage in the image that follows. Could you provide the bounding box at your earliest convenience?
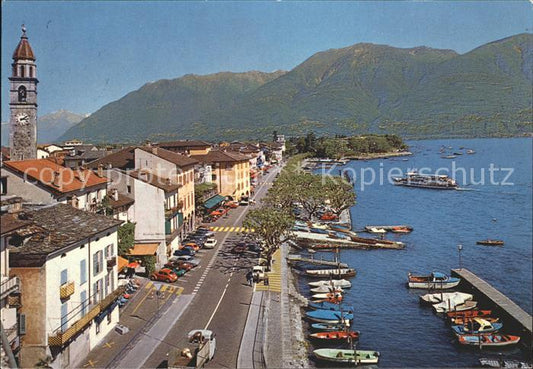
[243,207,294,262]
[118,222,135,256]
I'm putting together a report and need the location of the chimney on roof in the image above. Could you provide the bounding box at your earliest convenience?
[112,188,119,201]
[52,171,61,187]
[97,164,104,177]
[166,178,171,185]
[152,147,158,155]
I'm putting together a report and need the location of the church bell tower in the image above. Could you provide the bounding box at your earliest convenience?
[9,25,38,161]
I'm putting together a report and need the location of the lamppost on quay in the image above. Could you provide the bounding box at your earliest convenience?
[457,244,463,270]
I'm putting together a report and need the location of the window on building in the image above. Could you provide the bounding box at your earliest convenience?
[30,66,34,78]
[95,322,101,334]
[0,177,7,195]
[17,85,27,102]
[80,259,87,284]
[19,66,24,78]
[104,244,113,258]
[80,290,87,316]
[93,250,103,276]
[93,279,103,303]
[60,269,68,285]
[127,185,131,194]
[212,174,217,181]
[61,302,68,332]
[105,273,111,296]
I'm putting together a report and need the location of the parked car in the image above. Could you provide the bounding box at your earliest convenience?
[225,201,239,209]
[195,232,214,239]
[174,248,195,257]
[150,268,178,283]
[196,230,215,238]
[184,242,201,251]
[169,256,201,266]
[239,198,249,206]
[165,260,194,271]
[204,238,217,249]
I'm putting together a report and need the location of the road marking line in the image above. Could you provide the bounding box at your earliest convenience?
[144,281,153,290]
[160,285,168,292]
[176,287,184,295]
[229,226,235,232]
[104,342,115,348]
[83,360,98,368]
[131,286,154,315]
[204,277,232,330]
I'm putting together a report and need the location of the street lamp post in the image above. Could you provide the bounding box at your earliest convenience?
[457,244,463,270]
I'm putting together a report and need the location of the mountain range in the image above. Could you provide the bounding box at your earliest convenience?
[60,33,533,143]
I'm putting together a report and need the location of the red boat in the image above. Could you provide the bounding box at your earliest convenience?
[458,334,520,347]
[391,226,412,233]
[309,331,360,341]
[446,309,492,320]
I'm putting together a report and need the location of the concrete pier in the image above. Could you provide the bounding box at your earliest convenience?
[287,254,348,268]
[451,268,532,352]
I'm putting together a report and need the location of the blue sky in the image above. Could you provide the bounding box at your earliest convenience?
[2,1,532,123]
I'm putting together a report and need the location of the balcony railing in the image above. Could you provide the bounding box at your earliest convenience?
[59,281,75,299]
[106,256,117,269]
[0,276,20,300]
[48,285,126,346]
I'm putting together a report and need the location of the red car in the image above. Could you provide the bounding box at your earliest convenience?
[150,268,178,283]
[225,201,239,209]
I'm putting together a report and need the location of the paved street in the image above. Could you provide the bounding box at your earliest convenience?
[81,165,281,368]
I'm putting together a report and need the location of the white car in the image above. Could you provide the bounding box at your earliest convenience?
[204,238,217,249]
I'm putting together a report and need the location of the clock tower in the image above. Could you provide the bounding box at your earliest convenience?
[9,25,38,161]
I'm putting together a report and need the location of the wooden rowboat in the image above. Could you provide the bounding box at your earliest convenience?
[309,331,360,341]
[313,349,380,364]
[451,316,499,326]
[476,239,504,246]
[458,334,520,347]
[306,268,356,278]
[446,309,492,320]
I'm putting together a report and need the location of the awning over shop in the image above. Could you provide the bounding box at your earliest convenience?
[203,194,226,210]
[128,243,159,256]
[118,256,129,272]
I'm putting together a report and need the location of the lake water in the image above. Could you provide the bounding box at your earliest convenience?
[300,137,532,367]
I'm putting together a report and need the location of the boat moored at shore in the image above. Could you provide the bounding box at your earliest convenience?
[408,271,461,289]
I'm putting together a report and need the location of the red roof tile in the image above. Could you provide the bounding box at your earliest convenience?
[4,159,108,194]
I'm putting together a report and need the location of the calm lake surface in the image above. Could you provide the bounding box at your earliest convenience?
[301,137,532,367]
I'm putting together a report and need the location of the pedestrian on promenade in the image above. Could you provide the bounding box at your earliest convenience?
[246,270,253,286]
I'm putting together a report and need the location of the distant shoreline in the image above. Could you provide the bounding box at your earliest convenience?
[344,151,412,161]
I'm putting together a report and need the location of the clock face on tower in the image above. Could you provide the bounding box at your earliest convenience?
[16,113,29,125]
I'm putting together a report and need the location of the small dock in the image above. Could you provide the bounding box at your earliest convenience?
[287,254,348,268]
[451,268,532,350]
[292,231,405,250]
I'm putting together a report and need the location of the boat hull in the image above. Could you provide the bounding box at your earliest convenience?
[308,279,352,289]
[313,349,380,364]
[458,334,520,347]
[306,269,356,278]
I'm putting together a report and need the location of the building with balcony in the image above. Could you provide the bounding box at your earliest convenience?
[1,159,108,212]
[191,150,251,201]
[1,214,29,368]
[6,204,122,368]
[135,147,198,237]
[105,168,182,263]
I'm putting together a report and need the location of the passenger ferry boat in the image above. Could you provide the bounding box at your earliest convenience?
[393,171,458,190]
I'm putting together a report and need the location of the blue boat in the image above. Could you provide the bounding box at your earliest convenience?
[310,227,329,234]
[307,301,342,311]
[451,318,503,335]
[306,309,354,324]
[311,323,351,331]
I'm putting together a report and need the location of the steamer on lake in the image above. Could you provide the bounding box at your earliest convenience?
[393,171,458,190]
